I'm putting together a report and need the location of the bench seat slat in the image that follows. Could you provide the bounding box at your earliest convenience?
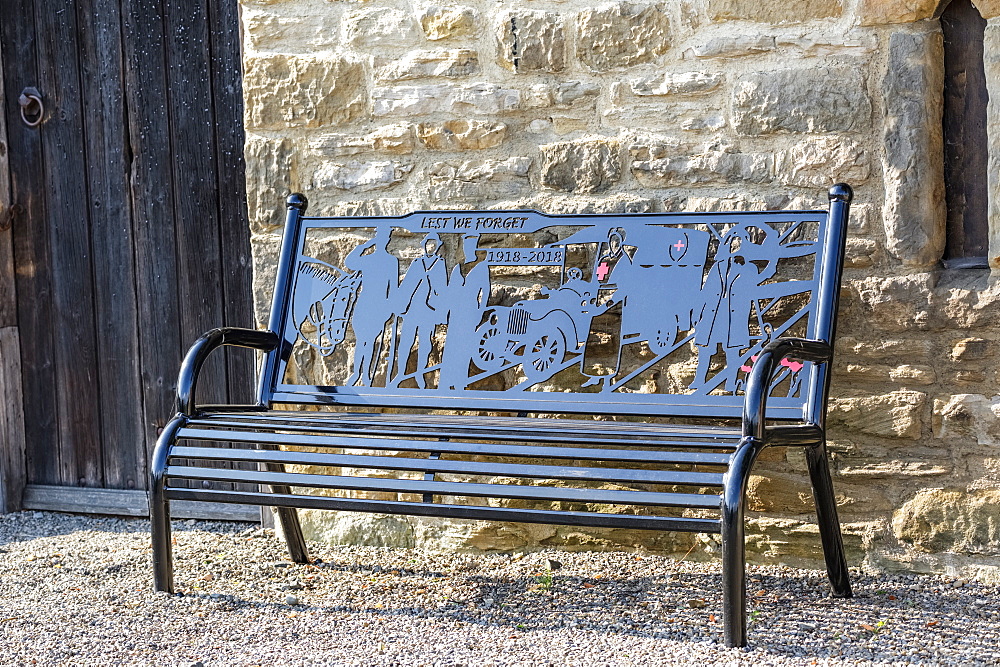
[193,411,743,442]
[170,446,726,487]
[165,466,723,509]
[186,418,742,451]
[164,487,722,533]
[175,428,734,466]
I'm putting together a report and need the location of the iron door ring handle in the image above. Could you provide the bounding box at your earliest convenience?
[19,88,43,128]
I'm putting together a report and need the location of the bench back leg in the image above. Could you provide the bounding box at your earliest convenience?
[260,451,310,564]
[721,437,763,648]
[151,415,185,594]
[805,443,853,598]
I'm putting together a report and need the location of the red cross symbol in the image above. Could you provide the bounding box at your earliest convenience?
[596,261,610,280]
[673,240,686,251]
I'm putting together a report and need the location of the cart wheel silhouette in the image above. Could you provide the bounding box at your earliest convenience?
[474,322,506,372]
[523,328,566,383]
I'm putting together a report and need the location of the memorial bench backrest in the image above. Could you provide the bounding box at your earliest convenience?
[257,195,850,420]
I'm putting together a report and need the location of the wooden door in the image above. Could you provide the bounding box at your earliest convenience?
[0,0,256,519]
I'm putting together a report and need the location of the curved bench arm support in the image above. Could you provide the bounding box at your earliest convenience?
[176,327,279,416]
[741,337,832,442]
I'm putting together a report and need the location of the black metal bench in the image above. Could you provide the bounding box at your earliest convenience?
[151,184,855,647]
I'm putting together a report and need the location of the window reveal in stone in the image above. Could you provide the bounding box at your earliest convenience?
[941,0,990,267]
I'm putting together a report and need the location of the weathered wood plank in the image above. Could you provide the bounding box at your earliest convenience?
[22,484,260,521]
[0,41,25,513]
[77,0,146,491]
[165,0,228,407]
[0,328,26,512]
[34,0,104,487]
[0,32,15,330]
[2,0,60,486]
[121,0,183,480]
[164,0,235,490]
[208,0,256,406]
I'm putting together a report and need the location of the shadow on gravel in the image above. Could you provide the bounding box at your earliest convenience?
[187,561,1000,663]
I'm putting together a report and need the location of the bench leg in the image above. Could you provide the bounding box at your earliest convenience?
[151,415,186,594]
[260,454,310,564]
[721,437,763,648]
[805,443,852,598]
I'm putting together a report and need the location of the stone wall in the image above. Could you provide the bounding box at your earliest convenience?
[239,0,1000,581]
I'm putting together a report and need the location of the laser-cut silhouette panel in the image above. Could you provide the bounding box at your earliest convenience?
[281,210,824,409]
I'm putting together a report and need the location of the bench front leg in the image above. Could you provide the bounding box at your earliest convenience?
[150,413,187,593]
[721,436,763,648]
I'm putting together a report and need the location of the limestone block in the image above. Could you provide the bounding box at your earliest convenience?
[331,198,426,217]
[539,140,622,194]
[774,32,877,55]
[250,232,282,325]
[856,0,940,26]
[417,120,507,150]
[683,34,775,59]
[419,5,476,41]
[576,2,672,71]
[662,193,787,212]
[629,72,723,96]
[631,146,773,187]
[311,160,413,193]
[732,67,872,135]
[423,157,532,201]
[836,460,950,479]
[893,488,1000,554]
[934,273,1000,329]
[976,1,1000,19]
[847,203,872,234]
[986,24,1000,268]
[242,8,340,52]
[775,137,870,188]
[836,336,933,361]
[705,0,842,23]
[952,337,993,361]
[827,390,926,439]
[881,30,946,268]
[496,10,565,73]
[744,518,865,567]
[374,49,479,82]
[299,511,416,548]
[889,364,936,385]
[849,274,934,333]
[518,193,655,214]
[525,81,601,108]
[243,55,364,130]
[343,7,420,48]
[372,83,521,116]
[747,471,814,513]
[244,134,295,232]
[933,394,1000,444]
[845,237,876,268]
[309,124,415,157]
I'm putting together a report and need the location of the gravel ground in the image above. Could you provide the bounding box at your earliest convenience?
[2,511,999,666]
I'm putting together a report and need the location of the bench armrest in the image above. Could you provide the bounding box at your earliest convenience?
[741,337,832,442]
[176,327,279,416]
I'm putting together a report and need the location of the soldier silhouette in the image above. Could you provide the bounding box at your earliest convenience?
[343,228,399,386]
[390,233,448,388]
[440,234,490,390]
[691,222,765,392]
[581,228,632,390]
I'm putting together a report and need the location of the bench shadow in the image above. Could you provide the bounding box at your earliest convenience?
[193,564,997,661]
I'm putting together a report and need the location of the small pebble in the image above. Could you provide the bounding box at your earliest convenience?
[285,594,299,605]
